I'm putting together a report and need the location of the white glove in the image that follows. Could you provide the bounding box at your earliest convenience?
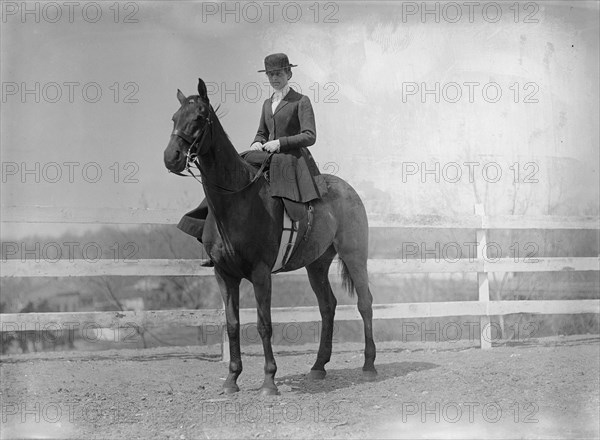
[250,142,263,151]
[262,140,280,153]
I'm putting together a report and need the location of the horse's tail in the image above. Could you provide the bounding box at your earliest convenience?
[339,258,356,298]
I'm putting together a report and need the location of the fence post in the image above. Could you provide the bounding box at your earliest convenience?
[475,204,492,349]
[221,324,230,362]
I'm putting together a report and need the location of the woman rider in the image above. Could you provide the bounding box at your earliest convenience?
[177,53,326,265]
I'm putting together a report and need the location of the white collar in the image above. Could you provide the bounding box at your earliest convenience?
[272,84,290,101]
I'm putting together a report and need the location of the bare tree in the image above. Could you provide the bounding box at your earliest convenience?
[92,277,147,348]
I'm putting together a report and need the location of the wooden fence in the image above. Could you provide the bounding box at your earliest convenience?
[1,204,598,358]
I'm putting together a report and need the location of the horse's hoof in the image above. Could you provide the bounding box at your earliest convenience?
[260,387,280,396]
[308,369,327,380]
[223,385,240,394]
[362,369,378,381]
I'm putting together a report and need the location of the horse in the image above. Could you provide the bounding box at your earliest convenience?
[163,79,376,395]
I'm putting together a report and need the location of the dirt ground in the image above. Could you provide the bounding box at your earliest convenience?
[1,335,599,439]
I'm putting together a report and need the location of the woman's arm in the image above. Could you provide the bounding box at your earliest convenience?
[278,96,316,152]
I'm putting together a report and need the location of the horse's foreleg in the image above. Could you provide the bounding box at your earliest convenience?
[251,269,279,395]
[306,244,338,379]
[215,268,242,393]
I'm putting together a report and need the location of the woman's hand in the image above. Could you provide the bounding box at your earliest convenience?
[262,140,280,153]
[250,142,264,151]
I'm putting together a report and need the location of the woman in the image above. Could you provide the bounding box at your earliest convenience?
[177,53,326,265]
[250,53,327,203]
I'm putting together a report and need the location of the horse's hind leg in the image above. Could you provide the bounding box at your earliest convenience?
[306,244,338,380]
[336,251,377,378]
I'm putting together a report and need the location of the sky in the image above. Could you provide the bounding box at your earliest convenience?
[1,1,599,238]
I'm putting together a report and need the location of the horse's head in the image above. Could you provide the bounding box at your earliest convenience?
[163,78,212,174]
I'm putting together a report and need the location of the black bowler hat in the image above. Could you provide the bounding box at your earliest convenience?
[258,53,298,73]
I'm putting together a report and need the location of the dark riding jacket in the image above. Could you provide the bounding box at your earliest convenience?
[254,88,327,202]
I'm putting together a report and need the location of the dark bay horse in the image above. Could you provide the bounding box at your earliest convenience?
[163,79,376,395]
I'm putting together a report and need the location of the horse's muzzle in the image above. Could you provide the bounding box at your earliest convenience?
[163,143,187,174]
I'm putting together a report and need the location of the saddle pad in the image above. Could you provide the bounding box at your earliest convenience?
[271,209,298,273]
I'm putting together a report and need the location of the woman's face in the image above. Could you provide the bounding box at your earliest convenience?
[266,69,289,91]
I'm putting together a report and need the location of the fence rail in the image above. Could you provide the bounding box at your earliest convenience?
[2,206,599,229]
[1,257,599,278]
[2,300,599,329]
[1,205,599,355]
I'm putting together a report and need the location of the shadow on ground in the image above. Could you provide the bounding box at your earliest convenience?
[274,361,439,394]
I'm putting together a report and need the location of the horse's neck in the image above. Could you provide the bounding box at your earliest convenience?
[200,119,258,258]
[200,118,254,210]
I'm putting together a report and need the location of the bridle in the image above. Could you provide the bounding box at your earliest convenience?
[168,103,272,195]
[169,107,213,181]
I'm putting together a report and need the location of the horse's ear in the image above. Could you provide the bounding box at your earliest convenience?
[198,78,209,102]
[177,89,186,106]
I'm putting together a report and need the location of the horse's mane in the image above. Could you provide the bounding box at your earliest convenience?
[198,99,255,174]
[213,103,228,120]
[212,103,233,143]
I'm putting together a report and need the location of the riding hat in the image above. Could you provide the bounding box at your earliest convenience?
[258,53,297,73]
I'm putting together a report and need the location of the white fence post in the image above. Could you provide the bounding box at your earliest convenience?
[221,325,230,362]
[476,204,492,349]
